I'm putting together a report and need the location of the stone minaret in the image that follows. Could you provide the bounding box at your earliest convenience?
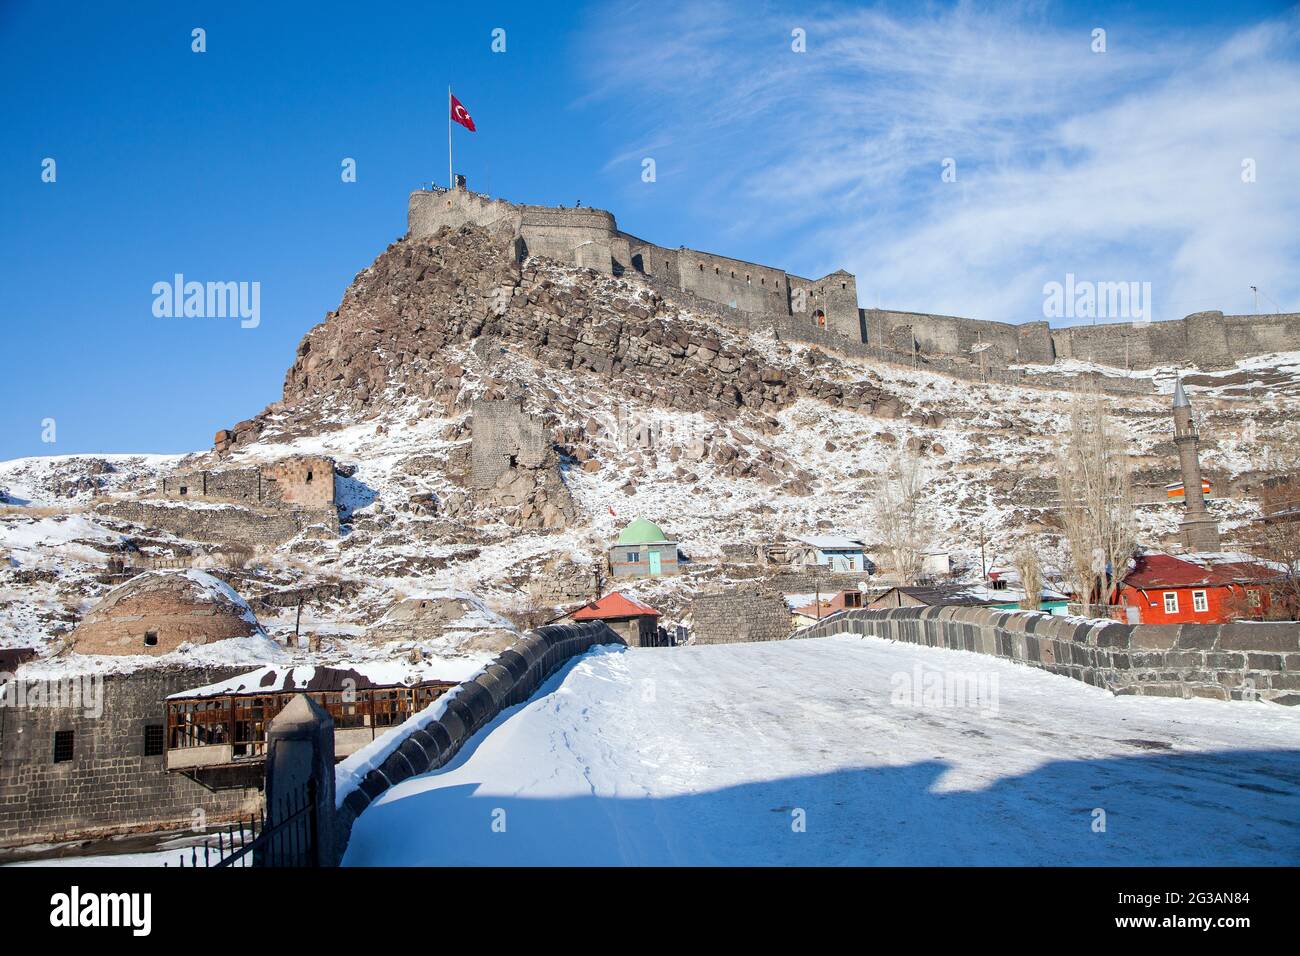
[1172,379,1220,552]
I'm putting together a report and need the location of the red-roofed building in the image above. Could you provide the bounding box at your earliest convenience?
[791,589,866,624]
[566,592,667,647]
[1113,553,1281,624]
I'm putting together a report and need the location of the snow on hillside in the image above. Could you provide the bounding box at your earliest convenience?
[1,247,1295,665]
[1,330,1292,658]
[0,453,181,506]
[343,635,1300,866]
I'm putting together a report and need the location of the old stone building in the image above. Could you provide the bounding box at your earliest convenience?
[0,665,262,847]
[70,570,265,656]
[566,592,667,647]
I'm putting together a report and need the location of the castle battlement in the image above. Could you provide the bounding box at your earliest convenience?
[407,185,1300,373]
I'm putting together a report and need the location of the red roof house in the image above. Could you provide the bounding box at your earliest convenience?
[1114,553,1281,624]
[791,589,866,621]
[567,592,666,647]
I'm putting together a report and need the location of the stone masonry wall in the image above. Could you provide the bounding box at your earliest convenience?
[691,587,794,644]
[98,500,333,547]
[795,606,1300,704]
[0,665,262,847]
[469,398,551,489]
[263,455,335,509]
[158,456,335,511]
[629,264,1152,396]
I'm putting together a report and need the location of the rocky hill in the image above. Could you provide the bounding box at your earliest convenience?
[2,220,1298,671]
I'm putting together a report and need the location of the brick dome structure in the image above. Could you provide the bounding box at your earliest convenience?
[70,570,264,656]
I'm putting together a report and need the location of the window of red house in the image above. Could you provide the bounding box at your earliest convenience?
[1163,592,1178,614]
[1192,590,1208,613]
[1247,589,1262,608]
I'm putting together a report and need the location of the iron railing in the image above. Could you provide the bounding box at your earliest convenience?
[165,782,315,868]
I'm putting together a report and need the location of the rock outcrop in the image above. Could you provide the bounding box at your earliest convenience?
[220,223,888,452]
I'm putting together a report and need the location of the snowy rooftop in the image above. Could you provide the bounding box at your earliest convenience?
[167,662,463,700]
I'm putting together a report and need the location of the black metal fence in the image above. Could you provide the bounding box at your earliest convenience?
[165,782,316,868]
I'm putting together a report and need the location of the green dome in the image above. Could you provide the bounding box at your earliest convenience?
[617,517,668,545]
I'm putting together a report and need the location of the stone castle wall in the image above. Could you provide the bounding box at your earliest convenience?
[0,666,262,847]
[407,187,1298,373]
[794,606,1300,704]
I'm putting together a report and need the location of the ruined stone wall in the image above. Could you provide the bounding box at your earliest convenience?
[263,455,335,509]
[157,457,335,512]
[159,467,262,501]
[0,666,262,847]
[98,500,333,547]
[691,587,794,644]
[795,606,1300,704]
[469,399,551,490]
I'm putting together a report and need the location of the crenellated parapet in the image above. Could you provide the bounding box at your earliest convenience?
[406,184,1300,373]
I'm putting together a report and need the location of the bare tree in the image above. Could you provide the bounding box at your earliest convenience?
[872,444,934,586]
[1256,420,1300,476]
[1232,418,1300,620]
[1014,541,1043,612]
[1055,386,1137,616]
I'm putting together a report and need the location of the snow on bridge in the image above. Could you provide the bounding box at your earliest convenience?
[343,634,1300,866]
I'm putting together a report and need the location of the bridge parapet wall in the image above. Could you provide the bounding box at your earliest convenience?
[794,606,1299,705]
[330,621,624,864]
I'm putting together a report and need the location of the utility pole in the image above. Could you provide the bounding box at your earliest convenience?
[813,560,822,620]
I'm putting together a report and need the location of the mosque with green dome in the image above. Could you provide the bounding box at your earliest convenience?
[609,517,680,578]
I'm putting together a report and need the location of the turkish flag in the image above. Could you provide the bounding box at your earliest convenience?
[450,93,476,132]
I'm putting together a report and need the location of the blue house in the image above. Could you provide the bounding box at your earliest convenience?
[794,535,871,573]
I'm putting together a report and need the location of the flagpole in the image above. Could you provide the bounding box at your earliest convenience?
[447,86,453,189]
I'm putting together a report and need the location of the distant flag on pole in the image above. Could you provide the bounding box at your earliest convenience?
[450,93,476,132]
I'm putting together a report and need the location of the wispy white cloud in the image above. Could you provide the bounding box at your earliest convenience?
[579,1,1300,324]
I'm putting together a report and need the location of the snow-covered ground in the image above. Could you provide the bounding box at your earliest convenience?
[344,635,1300,866]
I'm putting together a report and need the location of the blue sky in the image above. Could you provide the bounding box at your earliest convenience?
[2,1,1298,459]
